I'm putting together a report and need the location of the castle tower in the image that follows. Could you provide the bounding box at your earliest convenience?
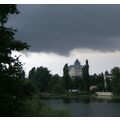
[69,59,83,78]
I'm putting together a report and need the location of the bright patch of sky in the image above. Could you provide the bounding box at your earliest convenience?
[12,49,120,76]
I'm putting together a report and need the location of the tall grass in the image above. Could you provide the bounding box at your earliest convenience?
[39,104,70,117]
[18,95,70,117]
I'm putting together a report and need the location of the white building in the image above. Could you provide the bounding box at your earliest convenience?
[96,92,113,96]
[104,73,113,89]
[69,59,83,78]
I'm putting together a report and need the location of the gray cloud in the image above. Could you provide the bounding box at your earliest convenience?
[7,4,120,54]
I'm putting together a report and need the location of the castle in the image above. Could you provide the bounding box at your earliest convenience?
[69,59,83,78]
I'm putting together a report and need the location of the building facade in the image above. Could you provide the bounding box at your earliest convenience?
[69,59,83,78]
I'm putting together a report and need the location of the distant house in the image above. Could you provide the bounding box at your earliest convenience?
[104,73,113,81]
[89,85,97,91]
[68,89,79,93]
[69,59,83,78]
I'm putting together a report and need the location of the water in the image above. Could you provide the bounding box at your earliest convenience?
[41,97,120,117]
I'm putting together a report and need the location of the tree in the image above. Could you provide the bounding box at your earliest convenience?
[28,66,51,92]
[47,74,61,92]
[96,73,104,91]
[63,64,71,91]
[82,59,90,91]
[47,74,64,94]
[89,73,104,92]
[28,67,36,80]
[0,5,36,116]
[0,5,19,25]
[111,67,120,95]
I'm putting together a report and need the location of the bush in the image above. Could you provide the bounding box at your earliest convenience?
[15,95,70,117]
[52,84,64,94]
[39,104,70,117]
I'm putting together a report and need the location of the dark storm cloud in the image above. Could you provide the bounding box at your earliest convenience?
[7,4,120,54]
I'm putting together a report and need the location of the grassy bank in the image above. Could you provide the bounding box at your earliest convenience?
[39,92,120,103]
[17,95,70,117]
[39,104,70,117]
[39,92,93,99]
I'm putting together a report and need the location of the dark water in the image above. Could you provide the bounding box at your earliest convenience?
[41,97,120,117]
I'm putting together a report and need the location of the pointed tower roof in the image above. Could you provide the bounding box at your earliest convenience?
[74,59,81,66]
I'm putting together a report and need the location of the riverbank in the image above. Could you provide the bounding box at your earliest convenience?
[39,93,120,116]
[39,92,120,103]
[39,92,92,99]
[42,98,120,117]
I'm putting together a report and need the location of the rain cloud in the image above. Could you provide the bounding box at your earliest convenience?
[7,4,120,55]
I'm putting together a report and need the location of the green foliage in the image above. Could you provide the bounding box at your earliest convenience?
[97,83,104,91]
[0,4,69,117]
[52,84,64,94]
[47,74,60,91]
[0,4,19,25]
[28,66,51,92]
[82,59,90,91]
[47,74,64,94]
[106,78,112,92]
[0,4,34,116]
[70,77,83,91]
[89,73,104,92]
[111,67,120,95]
[28,67,36,79]
[39,104,70,117]
[14,95,70,117]
[63,63,71,91]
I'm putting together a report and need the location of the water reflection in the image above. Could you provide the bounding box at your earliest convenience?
[61,96,120,104]
[62,98,71,104]
[41,96,120,116]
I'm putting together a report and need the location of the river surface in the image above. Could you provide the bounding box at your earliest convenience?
[41,97,120,117]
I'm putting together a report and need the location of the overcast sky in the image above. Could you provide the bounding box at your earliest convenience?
[8,4,120,76]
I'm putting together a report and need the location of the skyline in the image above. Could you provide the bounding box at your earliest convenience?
[12,50,120,76]
[9,5,120,76]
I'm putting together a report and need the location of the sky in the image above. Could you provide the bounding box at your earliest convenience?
[8,4,120,76]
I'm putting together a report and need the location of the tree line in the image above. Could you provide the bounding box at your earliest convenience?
[28,60,120,96]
